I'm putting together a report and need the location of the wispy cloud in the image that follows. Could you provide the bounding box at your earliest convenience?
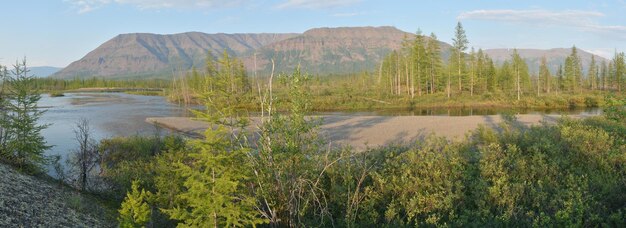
[458,9,626,37]
[585,48,616,59]
[275,0,361,9]
[331,11,367,17]
[66,0,244,13]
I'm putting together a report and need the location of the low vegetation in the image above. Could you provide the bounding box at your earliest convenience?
[90,69,626,227]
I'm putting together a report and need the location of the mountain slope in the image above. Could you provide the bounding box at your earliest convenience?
[244,26,452,74]
[483,48,607,74]
[53,32,297,78]
[53,27,452,79]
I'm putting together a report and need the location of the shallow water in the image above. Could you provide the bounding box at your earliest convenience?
[39,93,190,175]
[37,92,602,175]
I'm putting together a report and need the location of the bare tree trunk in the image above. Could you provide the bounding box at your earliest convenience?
[470,60,474,96]
[516,65,521,101]
[448,68,451,99]
[458,51,462,93]
[405,59,410,96]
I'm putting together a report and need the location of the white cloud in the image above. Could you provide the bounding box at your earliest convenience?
[66,0,244,13]
[457,9,626,37]
[275,0,361,9]
[332,11,366,17]
[586,48,618,60]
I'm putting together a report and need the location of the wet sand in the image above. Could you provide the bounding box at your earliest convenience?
[147,114,591,151]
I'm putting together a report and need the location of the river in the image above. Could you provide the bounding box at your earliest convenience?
[38,92,602,175]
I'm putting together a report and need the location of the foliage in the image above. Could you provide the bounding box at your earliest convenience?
[118,180,152,228]
[99,135,185,200]
[0,59,51,173]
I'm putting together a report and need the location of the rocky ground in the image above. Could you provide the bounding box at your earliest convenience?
[0,164,114,227]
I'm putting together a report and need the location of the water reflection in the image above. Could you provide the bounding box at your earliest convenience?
[39,93,191,175]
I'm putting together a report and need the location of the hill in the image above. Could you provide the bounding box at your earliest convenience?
[483,48,607,74]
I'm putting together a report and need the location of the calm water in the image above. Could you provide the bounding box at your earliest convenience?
[39,93,190,175]
[38,92,602,175]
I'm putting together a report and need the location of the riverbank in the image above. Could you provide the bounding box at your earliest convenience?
[147,113,593,151]
[0,164,115,227]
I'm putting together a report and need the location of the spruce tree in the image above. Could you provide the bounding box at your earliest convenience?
[539,56,551,94]
[118,180,152,228]
[452,22,468,93]
[3,59,51,172]
[426,33,442,94]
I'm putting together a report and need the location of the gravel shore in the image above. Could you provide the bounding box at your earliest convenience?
[147,114,591,151]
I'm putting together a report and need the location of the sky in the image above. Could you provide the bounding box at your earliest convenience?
[1,0,625,67]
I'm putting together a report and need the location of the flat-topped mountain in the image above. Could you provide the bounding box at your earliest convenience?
[245,26,452,74]
[52,27,451,78]
[52,27,608,79]
[53,32,298,78]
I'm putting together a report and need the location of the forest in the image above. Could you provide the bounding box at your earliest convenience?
[0,22,625,227]
[162,23,626,111]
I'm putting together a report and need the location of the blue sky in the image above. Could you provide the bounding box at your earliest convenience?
[1,0,625,67]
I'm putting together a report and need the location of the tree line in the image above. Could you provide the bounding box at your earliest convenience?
[379,22,626,100]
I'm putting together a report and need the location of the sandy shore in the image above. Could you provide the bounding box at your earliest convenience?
[147,114,591,151]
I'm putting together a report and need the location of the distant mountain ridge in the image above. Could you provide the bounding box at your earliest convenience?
[483,48,607,74]
[52,27,451,78]
[53,32,298,78]
[28,66,62,77]
[52,27,607,79]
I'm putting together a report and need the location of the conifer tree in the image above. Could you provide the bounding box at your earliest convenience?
[452,22,468,93]
[118,180,152,228]
[613,52,625,92]
[2,59,51,172]
[587,55,597,90]
[539,56,551,94]
[427,33,442,94]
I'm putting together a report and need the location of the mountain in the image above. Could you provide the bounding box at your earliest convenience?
[53,27,604,79]
[52,27,451,79]
[28,66,62,77]
[244,26,452,75]
[53,32,298,78]
[483,48,608,74]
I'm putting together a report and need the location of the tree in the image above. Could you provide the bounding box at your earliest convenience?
[613,51,625,92]
[119,180,152,228]
[587,55,598,90]
[163,52,265,227]
[511,50,530,100]
[539,56,551,94]
[452,22,469,93]
[1,59,51,172]
[426,33,442,94]
[252,68,339,227]
[67,118,99,192]
[563,46,582,93]
[0,65,10,158]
